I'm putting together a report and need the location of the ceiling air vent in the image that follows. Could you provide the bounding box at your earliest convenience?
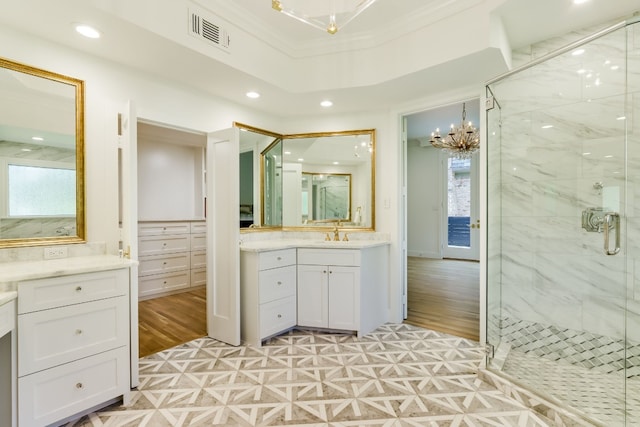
[189,10,230,51]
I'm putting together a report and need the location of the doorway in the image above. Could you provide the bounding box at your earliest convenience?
[403,100,481,341]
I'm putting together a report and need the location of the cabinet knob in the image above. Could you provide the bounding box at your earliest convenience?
[323,270,327,274]
[75,286,82,292]
[277,281,282,286]
[277,314,282,319]
[277,256,282,261]
[76,382,84,389]
[163,261,167,265]
[75,329,83,335]
[163,281,167,285]
[163,242,167,246]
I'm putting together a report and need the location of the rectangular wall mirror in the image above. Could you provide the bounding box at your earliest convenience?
[236,123,375,231]
[0,57,85,247]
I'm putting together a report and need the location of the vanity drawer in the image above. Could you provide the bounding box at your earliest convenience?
[297,248,361,267]
[138,221,190,236]
[191,251,206,269]
[18,269,128,314]
[139,271,190,297]
[18,346,129,427]
[138,234,190,256]
[259,265,296,304]
[138,252,190,276]
[260,295,296,338]
[18,296,128,376]
[190,233,206,252]
[258,249,296,271]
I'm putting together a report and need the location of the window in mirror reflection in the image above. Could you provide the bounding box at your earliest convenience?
[8,162,75,216]
[301,173,351,224]
[261,138,282,227]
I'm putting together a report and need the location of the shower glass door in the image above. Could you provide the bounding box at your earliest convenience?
[486,21,634,425]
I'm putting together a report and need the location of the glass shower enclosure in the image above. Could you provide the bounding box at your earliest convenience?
[486,17,640,425]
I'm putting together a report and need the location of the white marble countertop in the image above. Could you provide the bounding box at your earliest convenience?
[0,290,17,306]
[240,239,390,252]
[0,255,137,290]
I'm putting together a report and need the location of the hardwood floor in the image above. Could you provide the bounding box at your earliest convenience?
[138,287,207,357]
[405,257,480,341]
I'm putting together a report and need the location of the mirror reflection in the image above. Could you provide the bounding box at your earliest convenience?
[301,173,351,223]
[236,124,375,230]
[0,57,84,246]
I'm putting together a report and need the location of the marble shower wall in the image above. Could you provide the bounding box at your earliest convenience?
[488,21,640,345]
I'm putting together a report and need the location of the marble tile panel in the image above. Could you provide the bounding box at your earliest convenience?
[581,296,626,340]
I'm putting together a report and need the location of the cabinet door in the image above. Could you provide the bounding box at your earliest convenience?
[297,265,328,328]
[328,266,359,331]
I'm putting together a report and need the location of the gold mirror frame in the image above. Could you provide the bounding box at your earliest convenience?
[235,122,375,232]
[0,57,85,248]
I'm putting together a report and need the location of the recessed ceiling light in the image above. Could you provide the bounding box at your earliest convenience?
[583,152,591,156]
[605,155,614,158]
[31,136,44,141]
[573,0,589,4]
[246,91,260,99]
[284,151,291,155]
[75,24,101,39]
[320,100,333,107]
[333,161,339,165]
[541,125,554,129]
[577,69,587,74]
[617,116,626,121]
[21,148,32,152]
[572,48,585,56]
[297,158,304,162]
[610,65,620,71]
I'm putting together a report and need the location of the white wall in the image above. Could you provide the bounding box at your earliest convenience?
[406,142,442,259]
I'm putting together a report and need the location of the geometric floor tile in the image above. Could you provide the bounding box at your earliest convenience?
[65,324,555,426]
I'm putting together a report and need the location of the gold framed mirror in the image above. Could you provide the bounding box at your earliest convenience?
[0,57,85,247]
[235,123,375,231]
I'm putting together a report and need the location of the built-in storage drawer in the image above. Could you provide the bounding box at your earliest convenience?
[297,248,360,267]
[191,268,206,287]
[139,271,190,297]
[138,252,190,276]
[258,265,296,304]
[18,346,129,427]
[190,221,206,234]
[190,251,206,270]
[190,233,206,252]
[18,296,128,376]
[258,248,296,270]
[18,269,128,314]
[138,234,190,257]
[259,295,296,338]
[138,221,190,236]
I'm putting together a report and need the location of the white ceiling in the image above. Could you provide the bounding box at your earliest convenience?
[0,0,637,124]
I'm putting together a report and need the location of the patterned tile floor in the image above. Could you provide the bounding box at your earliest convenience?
[67,324,555,426]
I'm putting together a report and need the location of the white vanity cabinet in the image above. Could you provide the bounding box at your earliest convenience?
[297,245,388,337]
[240,248,297,346]
[16,267,131,427]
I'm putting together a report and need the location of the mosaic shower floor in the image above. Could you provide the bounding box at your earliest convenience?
[502,350,640,426]
[63,324,557,426]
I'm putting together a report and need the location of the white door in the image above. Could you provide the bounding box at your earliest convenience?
[442,152,480,260]
[328,266,359,330]
[117,101,139,387]
[297,265,328,328]
[206,128,241,346]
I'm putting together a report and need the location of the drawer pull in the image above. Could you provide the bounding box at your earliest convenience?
[163,261,167,265]
[277,256,282,261]
[76,382,84,389]
[277,281,282,286]
[277,314,282,319]
[163,227,167,231]
[75,329,83,335]
[163,281,167,285]
[75,286,82,292]
[163,243,167,246]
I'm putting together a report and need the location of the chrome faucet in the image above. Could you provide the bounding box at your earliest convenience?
[333,226,340,241]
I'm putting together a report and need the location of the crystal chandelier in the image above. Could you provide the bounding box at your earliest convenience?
[429,103,480,159]
[272,0,377,35]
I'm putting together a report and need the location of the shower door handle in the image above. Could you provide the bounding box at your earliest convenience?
[603,212,620,256]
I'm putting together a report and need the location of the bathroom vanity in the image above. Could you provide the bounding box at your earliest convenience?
[240,240,389,346]
[0,255,135,427]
